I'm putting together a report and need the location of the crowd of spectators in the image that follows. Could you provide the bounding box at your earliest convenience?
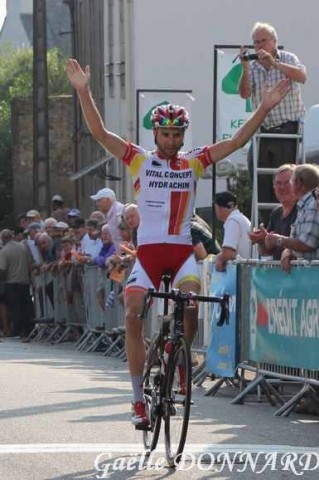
[0,191,136,339]
[0,187,221,339]
[1,170,318,342]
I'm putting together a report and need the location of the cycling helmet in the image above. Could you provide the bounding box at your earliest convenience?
[151,103,189,129]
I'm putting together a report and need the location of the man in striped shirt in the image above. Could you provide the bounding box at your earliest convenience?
[265,164,319,270]
[239,22,307,223]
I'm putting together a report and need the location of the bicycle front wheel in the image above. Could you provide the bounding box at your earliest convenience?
[164,337,192,467]
[143,334,163,452]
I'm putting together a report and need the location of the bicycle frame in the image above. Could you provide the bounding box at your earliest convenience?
[140,286,229,466]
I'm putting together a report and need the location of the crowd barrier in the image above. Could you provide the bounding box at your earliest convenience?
[204,258,319,416]
[30,258,319,416]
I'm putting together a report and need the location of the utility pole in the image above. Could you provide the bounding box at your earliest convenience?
[33,0,50,215]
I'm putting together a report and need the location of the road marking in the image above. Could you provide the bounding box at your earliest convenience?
[0,443,318,454]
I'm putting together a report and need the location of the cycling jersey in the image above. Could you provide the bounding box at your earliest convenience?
[122,143,211,246]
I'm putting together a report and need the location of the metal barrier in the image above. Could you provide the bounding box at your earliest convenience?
[30,265,125,357]
[30,270,56,341]
[30,258,319,416]
[233,259,319,416]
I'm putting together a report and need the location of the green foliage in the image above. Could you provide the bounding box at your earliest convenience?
[226,168,253,220]
[0,46,71,147]
[0,46,71,227]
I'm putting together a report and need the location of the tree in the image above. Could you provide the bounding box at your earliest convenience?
[226,168,252,220]
[0,46,71,228]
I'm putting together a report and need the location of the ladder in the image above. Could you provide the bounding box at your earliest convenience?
[251,130,303,232]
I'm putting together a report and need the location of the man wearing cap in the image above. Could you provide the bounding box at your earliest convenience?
[90,188,124,250]
[67,208,81,228]
[51,194,70,223]
[26,209,44,228]
[214,191,251,271]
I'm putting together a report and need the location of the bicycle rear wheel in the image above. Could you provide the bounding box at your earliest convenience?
[143,334,163,451]
[164,337,192,467]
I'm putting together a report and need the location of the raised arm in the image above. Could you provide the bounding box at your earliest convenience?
[238,46,252,99]
[66,59,127,159]
[208,78,289,164]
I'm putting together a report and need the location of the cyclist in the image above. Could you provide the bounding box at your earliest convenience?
[66,58,288,426]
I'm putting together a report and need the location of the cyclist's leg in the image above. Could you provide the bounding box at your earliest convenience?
[124,258,153,425]
[124,289,146,378]
[173,253,201,345]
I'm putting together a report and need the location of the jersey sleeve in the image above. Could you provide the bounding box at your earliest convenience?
[184,146,212,179]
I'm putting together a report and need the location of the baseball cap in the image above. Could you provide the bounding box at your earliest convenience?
[55,221,69,230]
[28,222,42,231]
[26,209,40,218]
[52,194,64,202]
[214,191,237,209]
[90,188,116,201]
[67,208,81,218]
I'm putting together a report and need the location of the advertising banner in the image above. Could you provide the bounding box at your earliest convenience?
[249,266,319,369]
[214,46,252,175]
[206,263,237,377]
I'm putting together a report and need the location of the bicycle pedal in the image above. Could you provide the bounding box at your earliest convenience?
[135,424,151,431]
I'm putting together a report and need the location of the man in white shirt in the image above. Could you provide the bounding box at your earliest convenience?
[80,219,102,258]
[214,191,251,271]
[90,188,124,251]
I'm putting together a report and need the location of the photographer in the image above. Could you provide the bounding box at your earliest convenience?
[239,22,307,223]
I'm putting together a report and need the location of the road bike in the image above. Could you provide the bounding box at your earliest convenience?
[137,274,229,467]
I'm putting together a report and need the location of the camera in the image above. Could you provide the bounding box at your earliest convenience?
[242,52,258,61]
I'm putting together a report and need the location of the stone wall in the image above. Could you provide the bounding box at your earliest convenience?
[11,95,76,218]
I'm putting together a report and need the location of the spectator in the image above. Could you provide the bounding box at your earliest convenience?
[239,22,307,222]
[51,194,70,223]
[26,209,44,228]
[191,213,220,260]
[94,224,116,268]
[90,187,124,250]
[59,236,76,263]
[0,230,34,337]
[44,217,58,236]
[36,232,56,264]
[0,284,9,336]
[89,210,106,224]
[51,221,69,260]
[0,236,9,335]
[67,208,81,228]
[17,213,29,232]
[265,164,319,271]
[250,164,297,259]
[72,218,86,254]
[118,218,134,244]
[122,203,140,249]
[80,219,102,258]
[23,222,42,265]
[54,221,69,235]
[214,191,251,271]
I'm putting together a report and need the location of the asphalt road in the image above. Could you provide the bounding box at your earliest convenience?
[0,338,318,480]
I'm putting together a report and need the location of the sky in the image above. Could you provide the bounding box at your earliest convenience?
[0,0,6,31]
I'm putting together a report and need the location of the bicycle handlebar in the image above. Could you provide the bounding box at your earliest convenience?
[142,288,230,326]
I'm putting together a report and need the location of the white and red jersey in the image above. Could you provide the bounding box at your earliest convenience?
[122,143,211,246]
